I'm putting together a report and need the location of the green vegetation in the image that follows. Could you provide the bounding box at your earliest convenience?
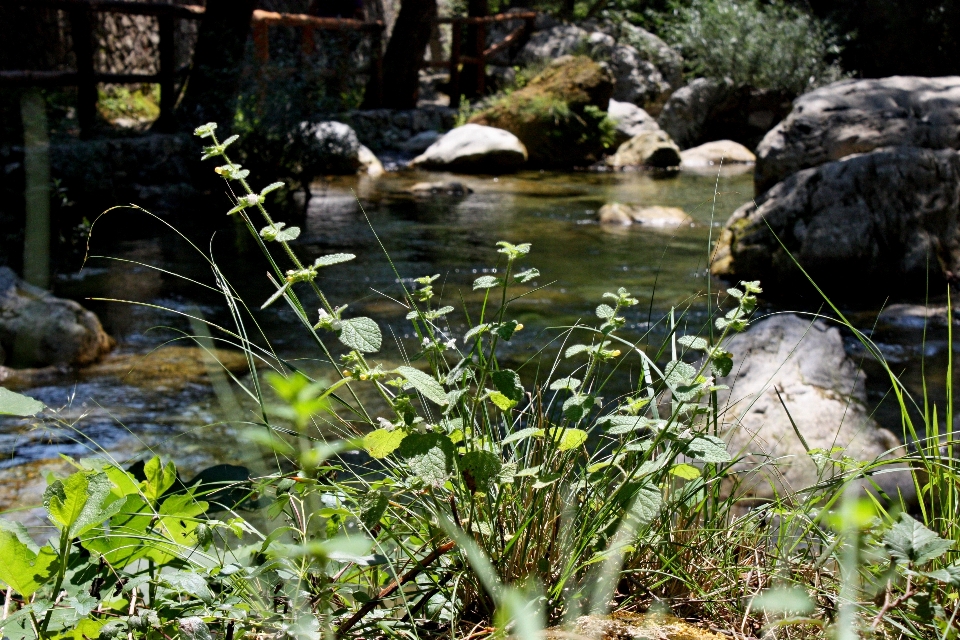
[96,85,160,125]
[659,0,846,94]
[2,128,960,640]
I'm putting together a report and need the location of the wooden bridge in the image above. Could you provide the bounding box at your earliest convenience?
[1,0,537,137]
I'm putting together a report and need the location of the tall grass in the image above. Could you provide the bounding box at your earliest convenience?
[0,126,958,640]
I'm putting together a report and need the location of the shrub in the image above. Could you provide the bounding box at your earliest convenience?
[662,0,846,94]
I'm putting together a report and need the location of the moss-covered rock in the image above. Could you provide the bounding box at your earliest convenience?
[469,55,615,168]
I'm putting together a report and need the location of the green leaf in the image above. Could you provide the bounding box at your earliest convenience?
[0,521,57,597]
[925,565,960,586]
[596,304,615,319]
[502,427,543,446]
[670,463,701,480]
[601,415,658,435]
[260,181,285,196]
[549,377,581,392]
[677,335,708,351]
[398,433,454,486]
[473,275,500,290]
[532,472,561,489]
[565,344,591,359]
[361,493,389,530]
[548,428,588,451]
[314,253,356,267]
[492,369,524,403]
[562,394,595,422]
[143,456,178,503]
[884,514,954,564]
[664,360,701,401]
[363,429,406,459]
[44,471,119,538]
[488,392,517,411]
[514,268,539,283]
[0,388,44,416]
[751,587,814,615]
[494,320,520,341]
[629,483,662,526]
[464,323,490,341]
[162,571,212,603]
[397,366,448,406]
[711,352,734,377]
[684,435,731,463]
[460,451,502,493]
[339,317,382,353]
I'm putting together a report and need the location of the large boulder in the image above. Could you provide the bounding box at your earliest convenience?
[469,56,614,168]
[605,130,681,169]
[718,314,914,503]
[411,124,528,173]
[755,76,960,194]
[298,121,364,175]
[607,99,661,147]
[658,79,793,151]
[515,23,681,115]
[0,267,114,368]
[712,147,960,300]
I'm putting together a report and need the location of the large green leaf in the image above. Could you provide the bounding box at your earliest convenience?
[884,513,954,565]
[339,317,382,353]
[398,433,454,486]
[0,521,57,597]
[492,369,524,403]
[363,428,406,459]
[397,366,448,406]
[684,435,731,463]
[629,483,663,526]
[0,388,44,416]
[460,451,502,493]
[43,471,120,538]
[548,428,588,451]
[143,456,177,503]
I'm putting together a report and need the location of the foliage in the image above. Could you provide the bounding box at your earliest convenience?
[7,126,960,640]
[659,0,846,94]
[96,84,160,124]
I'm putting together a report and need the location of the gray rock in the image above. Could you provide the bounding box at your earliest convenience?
[680,140,755,167]
[299,121,363,175]
[411,124,528,173]
[605,130,682,169]
[357,145,384,177]
[399,130,442,154]
[718,314,914,503]
[598,203,693,228]
[0,267,114,368]
[657,78,726,149]
[332,107,457,153]
[607,99,660,147]
[610,21,684,90]
[712,146,960,297]
[407,181,473,196]
[515,24,590,66]
[755,76,960,194]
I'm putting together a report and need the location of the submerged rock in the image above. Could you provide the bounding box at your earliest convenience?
[606,130,681,169]
[717,314,915,504]
[469,55,613,168]
[607,99,661,147]
[543,613,724,640]
[406,181,473,196]
[755,76,960,194]
[712,146,960,298]
[0,267,114,369]
[598,203,693,228]
[680,140,755,167]
[411,124,528,173]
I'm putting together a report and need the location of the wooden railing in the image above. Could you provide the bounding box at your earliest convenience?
[432,12,537,107]
[1,1,385,136]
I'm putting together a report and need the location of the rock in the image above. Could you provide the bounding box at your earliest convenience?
[598,203,693,228]
[470,56,614,168]
[658,80,793,151]
[398,130,442,154]
[712,146,960,299]
[543,614,724,640]
[718,314,915,503]
[516,23,681,114]
[407,181,473,196]
[335,106,457,153]
[680,140,756,167]
[606,130,682,169]
[357,145,384,176]
[755,76,960,194]
[0,267,114,369]
[299,121,363,175]
[607,99,660,147]
[411,124,528,173]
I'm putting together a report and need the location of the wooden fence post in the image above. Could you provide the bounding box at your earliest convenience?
[156,14,175,130]
[449,20,461,109]
[475,21,486,97]
[68,7,96,138]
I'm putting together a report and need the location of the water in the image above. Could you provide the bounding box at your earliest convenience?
[1,166,954,515]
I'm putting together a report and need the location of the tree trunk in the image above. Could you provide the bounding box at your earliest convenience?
[460,0,488,101]
[176,0,257,131]
[21,89,50,290]
[378,0,437,109]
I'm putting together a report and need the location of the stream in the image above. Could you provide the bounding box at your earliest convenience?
[1,166,954,519]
